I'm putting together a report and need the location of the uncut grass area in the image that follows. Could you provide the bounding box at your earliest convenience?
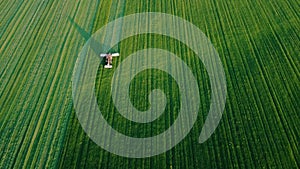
[0,0,299,168]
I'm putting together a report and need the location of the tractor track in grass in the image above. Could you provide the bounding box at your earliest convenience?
[19,1,91,168]
[255,1,300,80]
[17,1,77,168]
[0,0,21,26]
[207,2,239,167]
[0,0,84,168]
[0,0,21,25]
[237,0,298,167]
[0,0,38,72]
[212,1,259,167]
[0,0,65,168]
[0,0,55,136]
[232,2,283,167]
[209,0,248,168]
[0,0,55,156]
[0,0,8,9]
[219,0,286,167]
[0,0,43,92]
[250,1,298,165]
[235,3,285,167]
[1,0,51,108]
[0,0,66,138]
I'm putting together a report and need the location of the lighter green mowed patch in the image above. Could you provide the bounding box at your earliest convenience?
[0,0,299,168]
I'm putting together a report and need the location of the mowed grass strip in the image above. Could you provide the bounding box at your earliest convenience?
[0,1,56,164]
[0,0,66,168]
[1,0,96,168]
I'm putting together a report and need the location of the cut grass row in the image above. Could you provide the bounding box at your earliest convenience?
[1,0,67,167]
[0,0,98,168]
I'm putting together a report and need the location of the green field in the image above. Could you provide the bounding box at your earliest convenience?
[0,0,299,168]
